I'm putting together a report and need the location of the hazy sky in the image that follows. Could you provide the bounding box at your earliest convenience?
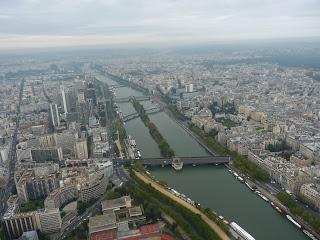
[0,0,320,50]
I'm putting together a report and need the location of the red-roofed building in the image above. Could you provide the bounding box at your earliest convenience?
[122,233,175,240]
[140,223,160,234]
[90,229,117,240]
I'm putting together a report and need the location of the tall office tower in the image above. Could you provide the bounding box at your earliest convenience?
[49,103,60,127]
[60,86,68,114]
[66,87,77,113]
[185,84,194,93]
[86,81,97,106]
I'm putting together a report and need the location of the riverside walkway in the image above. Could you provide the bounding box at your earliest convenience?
[134,170,230,240]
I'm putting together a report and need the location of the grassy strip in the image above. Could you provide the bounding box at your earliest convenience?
[277,192,320,234]
[131,98,175,157]
[130,171,222,240]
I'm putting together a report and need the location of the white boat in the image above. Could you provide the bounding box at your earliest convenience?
[233,172,239,177]
[303,230,317,240]
[245,182,254,191]
[237,176,244,182]
[230,222,255,240]
[258,193,269,202]
[275,206,282,214]
[286,215,301,229]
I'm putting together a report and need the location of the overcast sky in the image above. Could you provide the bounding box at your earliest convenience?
[0,0,320,50]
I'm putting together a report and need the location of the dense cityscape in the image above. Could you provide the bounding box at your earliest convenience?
[0,45,319,240]
[1,0,320,240]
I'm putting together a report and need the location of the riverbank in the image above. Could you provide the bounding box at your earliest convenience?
[133,170,230,240]
[154,95,320,238]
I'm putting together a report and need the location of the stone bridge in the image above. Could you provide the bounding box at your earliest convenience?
[117,156,230,166]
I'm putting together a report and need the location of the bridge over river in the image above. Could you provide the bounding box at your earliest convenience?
[117,156,230,166]
[122,107,162,122]
[115,96,150,103]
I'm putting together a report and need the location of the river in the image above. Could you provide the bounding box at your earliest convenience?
[100,74,310,240]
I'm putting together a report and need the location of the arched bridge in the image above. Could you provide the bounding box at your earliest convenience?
[117,156,230,166]
[114,96,150,103]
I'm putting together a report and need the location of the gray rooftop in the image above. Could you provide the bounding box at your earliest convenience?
[101,196,131,211]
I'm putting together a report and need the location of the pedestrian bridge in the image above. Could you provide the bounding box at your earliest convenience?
[117,156,230,166]
[114,96,150,103]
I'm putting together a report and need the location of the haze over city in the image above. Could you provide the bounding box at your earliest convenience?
[1,0,320,50]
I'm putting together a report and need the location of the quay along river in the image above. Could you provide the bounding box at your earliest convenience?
[99,74,310,240]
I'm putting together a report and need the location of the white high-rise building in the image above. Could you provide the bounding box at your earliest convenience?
[49,103,60,127]
[61,86,68,114]
[185,84,194,93]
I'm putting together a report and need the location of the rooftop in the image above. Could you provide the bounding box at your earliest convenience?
[128,206,143,217]
[89,213,117,234]
[101,196,131,211]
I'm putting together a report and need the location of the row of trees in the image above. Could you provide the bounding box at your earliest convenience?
[277,192,320,234]
[132,99,175,157]
[189,123,228,155]
[233,155,270,182]
[77,198,97,215]
[114,116,127,157]
[203,208,231,236]
[189,123,270,182]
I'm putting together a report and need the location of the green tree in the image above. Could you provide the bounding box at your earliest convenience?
[107,191,122,200]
